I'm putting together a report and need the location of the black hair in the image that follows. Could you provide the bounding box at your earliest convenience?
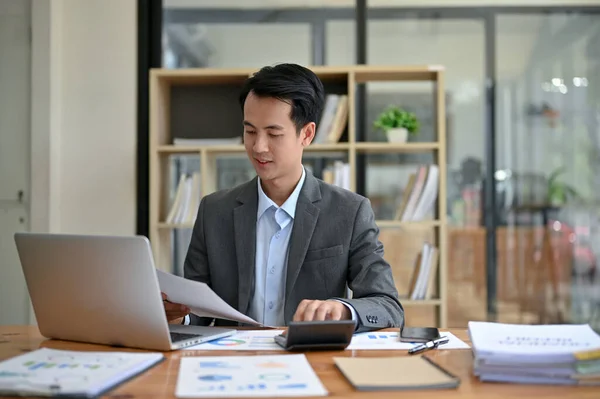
[238,63,325,133]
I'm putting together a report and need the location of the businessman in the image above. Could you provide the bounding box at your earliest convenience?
[163,63,404,332]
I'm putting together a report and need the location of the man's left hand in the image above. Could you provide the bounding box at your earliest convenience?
[292,299,351,322]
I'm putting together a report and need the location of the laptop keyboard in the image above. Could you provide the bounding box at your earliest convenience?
[170,332,204,343]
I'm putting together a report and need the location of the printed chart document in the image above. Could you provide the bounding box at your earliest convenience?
[469,321,600,385]
[347,331,469,350]
[186,330,469,351]
[186,330,284,351]
[156,269,264,326]
[0,348,164,398]
[175,354,328,397]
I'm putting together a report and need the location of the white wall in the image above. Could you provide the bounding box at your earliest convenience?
[32,0,137,236]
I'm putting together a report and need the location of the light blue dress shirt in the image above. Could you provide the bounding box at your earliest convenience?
[247,168,306,326]
[248,168,357,327]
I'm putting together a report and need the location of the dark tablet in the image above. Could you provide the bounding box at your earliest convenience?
[274,320,355,351]
[399,327,440,343]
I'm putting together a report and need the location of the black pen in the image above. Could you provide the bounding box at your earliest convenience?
[408,336,449,355]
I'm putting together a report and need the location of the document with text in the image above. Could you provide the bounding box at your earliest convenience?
[347,331,470,350]
[156,269,266,327]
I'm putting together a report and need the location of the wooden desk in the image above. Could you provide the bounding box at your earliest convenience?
[1,326,598,398]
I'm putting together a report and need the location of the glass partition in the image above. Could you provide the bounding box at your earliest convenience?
[496,13,600,329]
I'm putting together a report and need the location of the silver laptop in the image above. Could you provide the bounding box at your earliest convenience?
[14,232,235,351]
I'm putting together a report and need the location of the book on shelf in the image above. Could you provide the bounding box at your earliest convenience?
[395,164,439,222]
[313,94,348,144]
[407,242,439,300]
[165,172,201,225]
[469,321,600,386]
[322,161,350,190]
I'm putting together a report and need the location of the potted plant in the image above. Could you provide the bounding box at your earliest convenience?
[373,106,419,143]
[547,167,580,206]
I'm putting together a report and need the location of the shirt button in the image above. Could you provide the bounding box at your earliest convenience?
[275,232,280,239]
[269,301,273,310]
[270,267,275,274]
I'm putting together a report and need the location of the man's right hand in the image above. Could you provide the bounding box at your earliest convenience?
[162,292,190,323]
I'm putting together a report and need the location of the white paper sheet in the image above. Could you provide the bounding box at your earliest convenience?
[346,331,470,350]
[175,354,328,398]
[0,348,163,397]
[186,330,469,351]
[156,269,264,326]
[186,330,285,351]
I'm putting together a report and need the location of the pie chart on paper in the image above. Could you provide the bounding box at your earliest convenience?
[208,338,247,347]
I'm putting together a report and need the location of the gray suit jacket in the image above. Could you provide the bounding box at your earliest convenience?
[183,169,404,332]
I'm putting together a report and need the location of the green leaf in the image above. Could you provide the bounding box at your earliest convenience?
[372,105,420,135]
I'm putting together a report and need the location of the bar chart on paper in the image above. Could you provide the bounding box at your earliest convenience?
[15,351,152,371]
[22,361,101,370]
[367,333,399,340]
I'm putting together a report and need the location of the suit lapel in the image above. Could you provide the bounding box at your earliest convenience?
[285,172,321,304]
[234,179,258,315]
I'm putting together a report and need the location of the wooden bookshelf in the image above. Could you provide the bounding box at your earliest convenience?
[149,65,448,327]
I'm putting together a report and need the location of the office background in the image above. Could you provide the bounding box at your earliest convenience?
[0,0,599,330]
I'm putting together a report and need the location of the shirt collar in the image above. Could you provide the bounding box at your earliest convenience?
[257,167,306,220]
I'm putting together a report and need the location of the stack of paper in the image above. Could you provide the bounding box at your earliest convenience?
[468,321,600,385]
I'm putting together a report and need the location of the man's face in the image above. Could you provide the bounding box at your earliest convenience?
[242,92,314,184]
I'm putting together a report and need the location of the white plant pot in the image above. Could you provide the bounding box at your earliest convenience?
[386,127,408,143]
